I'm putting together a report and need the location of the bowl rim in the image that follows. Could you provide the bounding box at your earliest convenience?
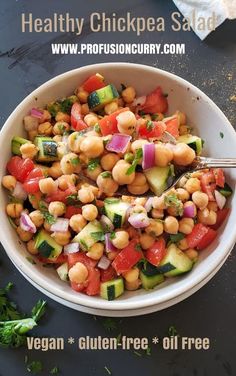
[1,62,236,311]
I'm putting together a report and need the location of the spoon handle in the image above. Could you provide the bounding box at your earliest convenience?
[196,156,236,169]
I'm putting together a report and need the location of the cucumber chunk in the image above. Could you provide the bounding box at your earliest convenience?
[140,263,164,290]
[35,229,62,260]
[34,136,58,162]
[72,220,103,251]
[56,262,69,281]
[88,84,119,111]
[11,136,31,155]
[100,278,124,300]
[159,244,193,277]
[177,135,203,155]
[104,198,129,228]
[144,166,171,196]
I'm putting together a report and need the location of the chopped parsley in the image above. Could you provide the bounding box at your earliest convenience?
[70,157,80,166]
[168,325,179,337]
[26,360,43,374]
[220,132,224,139]
[146,120,154,132]
[91,232,105,242]
[126,148,143,175]
[50,366,60,374]
[80,239,88,251]
[164,194,183,216]
[59,98,74,114]
[94,123,101,133]
[151,113,159,121]
[104,366,112,375]
[135,244,142,251]
[88,158,100,171]
[146,346,151,356]
[101,172,112,179]
[102,317,117,331]
[169,233,185,243]
[109,231,116,240]
[39,201,56,225]
[66,194,81,207]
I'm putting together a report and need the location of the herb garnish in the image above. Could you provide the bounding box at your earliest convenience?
[168,325,179,337]
[26,360,43,374]
[102,318,117,331]
[91,232,105,242]
[146,120,154,132]
[66,194,81,207]
[109,231,116,240]
[71,157,80,166]
[101,172,112,179]
[164,194,183,216]
[88,158,100,171]
[126,148,143,175]
[39,201,56,225]
[104,366,112,375]
[50,366,60,374]
[135,244,142,251]
[169,233,185,243]
[94,123,101,133]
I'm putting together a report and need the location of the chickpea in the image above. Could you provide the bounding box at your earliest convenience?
[80,136,104,158]
[28,130,38,141]
[26,239,38,255]
[175,188,190,202]
[16,226,34,242]
[69,214,87,233]
[55,112,71,123]
[48,201,66,217]
[60,153,81,175]
[29,210,44,227]
[155,144,173,167]
[177,176,188,188]
[131,139,148,154]
[24,115,39,131]
[178,238,189,250]
[53,135,62,143]
[51,230,71,246]
[38,109,51,124]
[81,103,89,115]
[78,187,94,204]
[84,113,99,127]
[185,248,198,261]
[38,121,53,136]
[139,233,155,250]
[6,203,23,218]
[28,192,42,209]
[152,195,166,210]
[53,121,70,135]
[192,191,208,210]
[19,143,37,160]
[183,201,197,217]
[185,178,201,194]
[145,219,164,237]
[77,87,89,103]
[121,86,136,103]
[82,204,98,221]
[96,172,119,195]
[57,174,77,190]
[111,231,129,249]
[67,132,84,153]
[207,202,218,212]
[39,178,58,195]
[151,209,164,219]
[101,153,120,171]
[68,262,88,283]
[164,216,179,234]
[123,267,139,282]
[178,218,194,235]
[112,160,135,185]
[2,175,17,191]
[129,205,146,216]
[173,143,196,166]
[117,111,137,135]
[87,242,104,260]
[127,173,149,195]
[197,209,217,225]
[48,162,63,178]
[125,279,141,291]
[86,165,103,181]
[104,101,119,115]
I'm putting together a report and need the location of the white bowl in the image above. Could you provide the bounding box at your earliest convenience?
[0,63,236,316]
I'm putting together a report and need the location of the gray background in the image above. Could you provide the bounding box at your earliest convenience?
[0,0,236,375]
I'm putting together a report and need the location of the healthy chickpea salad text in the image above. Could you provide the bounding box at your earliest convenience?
[2,73,232,300]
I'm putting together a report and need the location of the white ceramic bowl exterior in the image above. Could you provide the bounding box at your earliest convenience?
[0,63,236,315]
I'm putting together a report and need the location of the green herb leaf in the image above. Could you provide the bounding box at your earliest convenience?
[102,317,117,331]
[66,194,81,207]
[59,98,74,114]
[71,157,80,166]
[80,239,88,251]
[164,194,183,216]
[91,232,105,242]
[109,231,116,240]
[26,360,43,374]
[169,233,185,243]
[135,244,142,251]
[101,172,112,179]
[126,148,143,176]
[146,120,154,131]
[168,325,179,337]
[50,366,60,374]
[94,123,101,133]
[88,158,100,171]
[31,300,47,322]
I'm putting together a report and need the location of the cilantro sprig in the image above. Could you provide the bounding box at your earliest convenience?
[126,148,143,175]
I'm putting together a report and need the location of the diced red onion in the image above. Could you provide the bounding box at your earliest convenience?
[64,243,80,254]
[106,134,131,154]
[105,233,117,253]
[144,197,153,212]
[142,143,155,170]
[31,108,44,119]
[128,213,150,228]
[100,215,114,232]
[132,96,146,107]
[215,190,226,210]
[97,255,111,270]
[20,212,36,233]
[51,218,69,232]
[183,205,195,218]
[13,182,27,201]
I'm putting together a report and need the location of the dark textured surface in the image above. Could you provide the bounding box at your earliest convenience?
[0,1,236,375]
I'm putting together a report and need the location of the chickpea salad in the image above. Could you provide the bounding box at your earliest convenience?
[2,73,232,300]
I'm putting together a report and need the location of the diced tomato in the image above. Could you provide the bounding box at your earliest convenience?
[164,116,179,138]
[23,167,44,193]
[200,171,216,201]
[100,265,117,282]
[213,168,225,188]
[210,208,230,230]
[86,268,101,296]
[145,238,166,266]
[197,228,217,250]
[45,186,77,203]
[139,87,168,114]
[64,206,82,219]
[71,102,88,131]
[67,252,97,269]
[99,107,129,136]
[186,223,209,248]
[82,74,106,93]
[71,281,86,293]
[138,120,166,139]
[112,240,143,275]
[37,254,68,264]
[7,156,34,183]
